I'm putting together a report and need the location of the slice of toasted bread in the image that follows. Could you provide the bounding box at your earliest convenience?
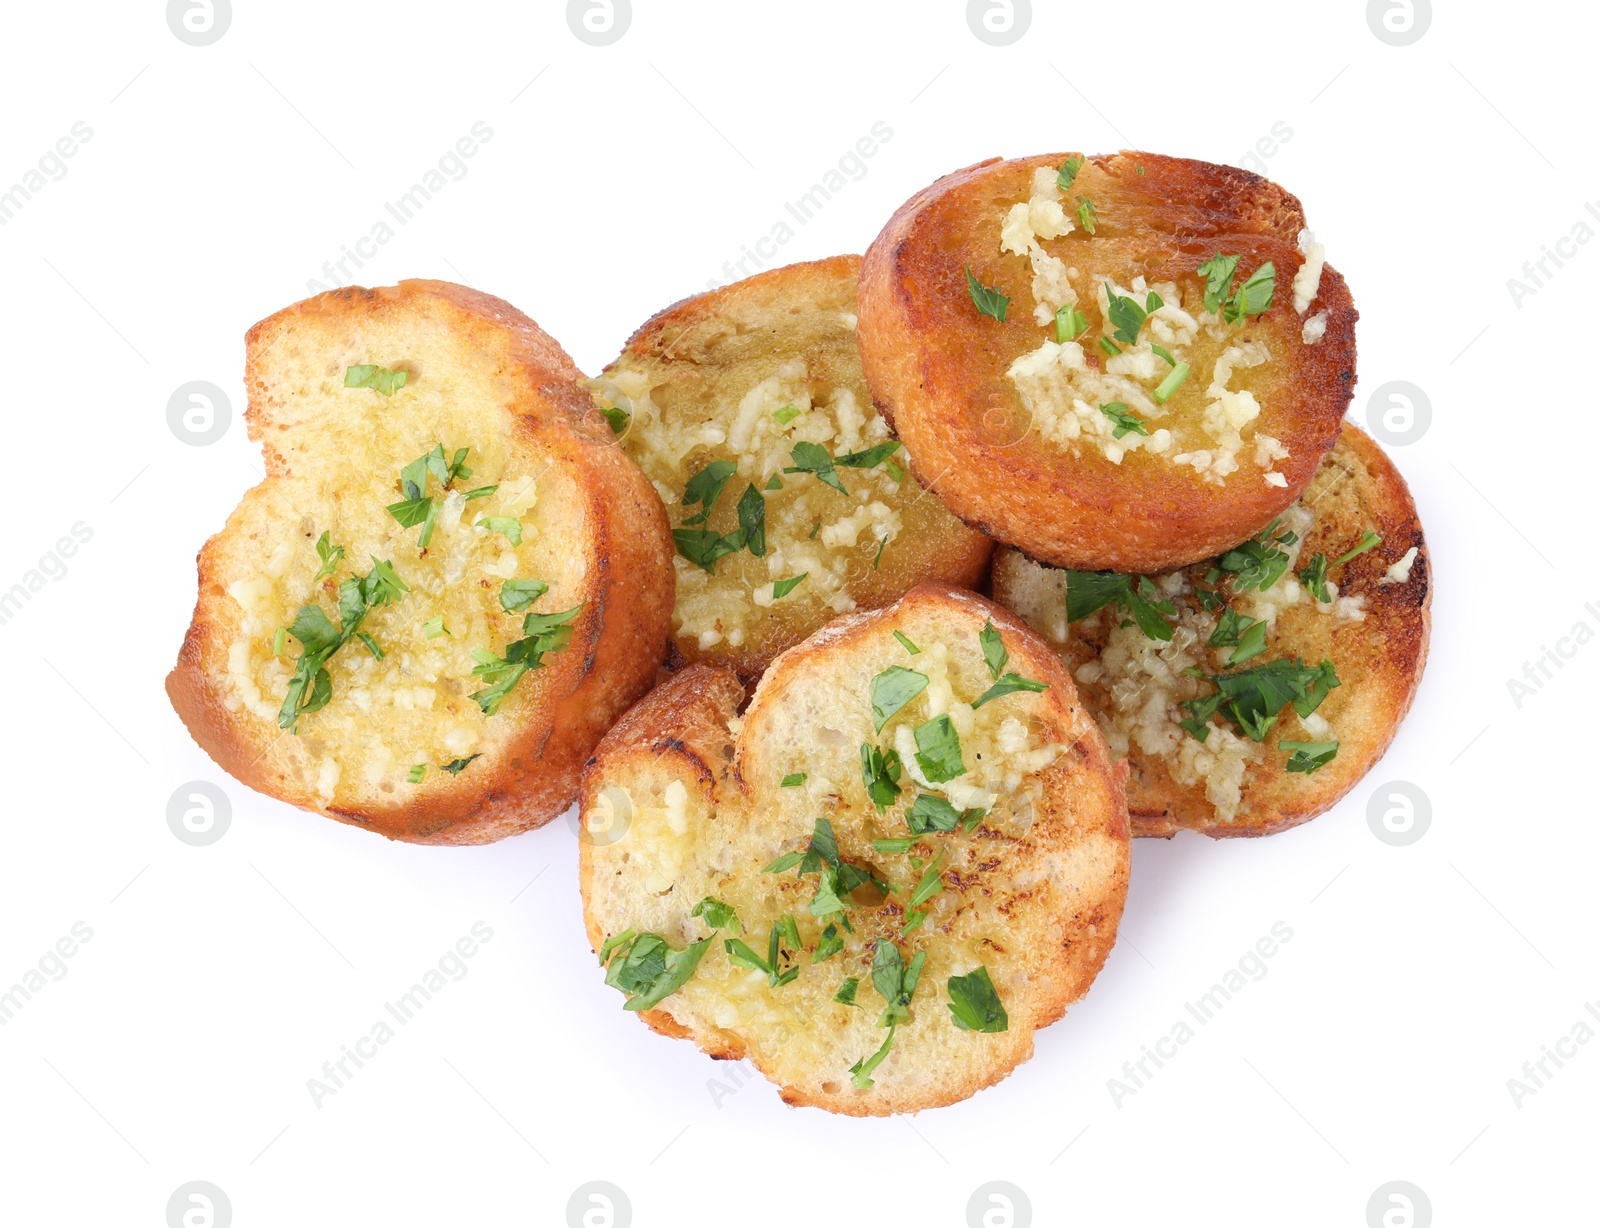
[578,583,1129,1115]
[167,281,674,844]
[586,256,992,682]
[858,152,1357,574]
[992,425,1429,838]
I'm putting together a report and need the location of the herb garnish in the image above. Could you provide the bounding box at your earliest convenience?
[1197,254,1240,313]
[691,897,740,933]
[344,364,409,396]
[1333,531,1382,566]
[278,552,408,732]
[1179,657,1340,743]
[860,743,904,810]
[601,931,711,1011]
[965,266,1010,322]
[979,618,1007,679]
[310,531,345,583]
[499,578,549,613]
[726,918,803,989]
[1154,361,1190,403]
[785,441,848,494]
[947,966,1009,1032]
[1105,287,1150,345]
[1064,569,1176,641]
[911,715,965,783]
[1100,402,1149,439]
[681,461,738,526]
[387,445,475,548]
[972,673,1049,708]
[1281,739,1339,774]
[737,484,767,557]
[1055,304,1089,343]
[1224,261,1276,323]
[870,665,929,731]
[907,793,962,834]
[469,604,583,715]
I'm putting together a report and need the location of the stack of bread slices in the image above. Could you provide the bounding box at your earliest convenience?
[169,151,1429,1115]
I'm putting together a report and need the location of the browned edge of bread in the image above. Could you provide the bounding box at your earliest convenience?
[578,582,1131,1114]
[858,151,1357,574]
[166,279,675,844]
[992,423,1429,838]
[601,255,993,684]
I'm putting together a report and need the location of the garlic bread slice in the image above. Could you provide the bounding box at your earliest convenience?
[587,256,991,682]
[578,583,1129,1115]
[859,152,1356,574]
[167,281,674,844]
[993,425,1429,837]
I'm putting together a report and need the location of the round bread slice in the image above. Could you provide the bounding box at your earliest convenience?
[992,425,1429,838]
[858,151,1357,575]
[167,281,674,844]
[578,582,1130,1115]
[585,255,992,682]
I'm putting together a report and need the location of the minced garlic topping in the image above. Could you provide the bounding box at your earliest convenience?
[1381,546,1419,585]
[1293,229,1326,314]
[592,348,932,655]
[999,500,1369,824]
[223,461,571,801]
[995,165,1313,485]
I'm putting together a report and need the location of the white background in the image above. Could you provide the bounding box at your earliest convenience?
[0,2,1593,1225]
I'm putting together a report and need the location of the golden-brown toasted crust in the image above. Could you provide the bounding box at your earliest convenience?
[578,584,1130,1115]
[858,152,1358,574]
[166,280,674,844]
[992,424,1429,838]
[594,256,993,684]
